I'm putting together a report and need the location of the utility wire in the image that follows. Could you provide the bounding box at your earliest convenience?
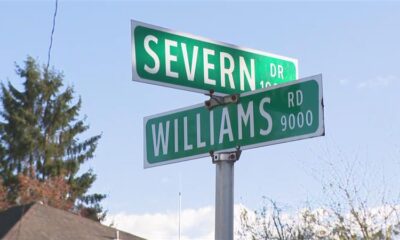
[46,0,58,71]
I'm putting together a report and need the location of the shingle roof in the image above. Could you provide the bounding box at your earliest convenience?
[0,203,145,240]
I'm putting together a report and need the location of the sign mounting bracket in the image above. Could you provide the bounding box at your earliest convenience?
[210,147,242,164]
[204,89,240,110]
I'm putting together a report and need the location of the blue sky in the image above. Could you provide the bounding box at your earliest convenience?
[1,1,400,238]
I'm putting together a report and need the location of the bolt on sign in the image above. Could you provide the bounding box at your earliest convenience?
[131,20,298,95]
[143,75,324,168]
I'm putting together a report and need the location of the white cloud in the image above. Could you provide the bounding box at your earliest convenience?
[103,205,247,240]
[103,210,184,239]
[357,75,398,89]
[103,204,400,239]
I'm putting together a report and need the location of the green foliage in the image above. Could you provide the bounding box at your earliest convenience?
[0,56,105,221]
[76,193,107,222]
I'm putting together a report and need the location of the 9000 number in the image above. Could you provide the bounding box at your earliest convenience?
[281,110,313,132]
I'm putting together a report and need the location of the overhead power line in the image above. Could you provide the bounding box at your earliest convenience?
[46,0,58,71]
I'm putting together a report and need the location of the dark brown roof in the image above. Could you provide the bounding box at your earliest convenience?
[0,203,145,240]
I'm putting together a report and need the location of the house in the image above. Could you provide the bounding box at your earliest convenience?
[0,203,145,240]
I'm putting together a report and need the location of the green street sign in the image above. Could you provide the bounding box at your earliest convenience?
[144,75,324,168]
[131,20,298,95]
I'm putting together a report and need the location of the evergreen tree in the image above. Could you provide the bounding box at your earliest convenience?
[0,57,105,221]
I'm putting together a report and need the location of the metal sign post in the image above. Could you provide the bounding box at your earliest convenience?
[207,93,242,240]
[211,149,241,240]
